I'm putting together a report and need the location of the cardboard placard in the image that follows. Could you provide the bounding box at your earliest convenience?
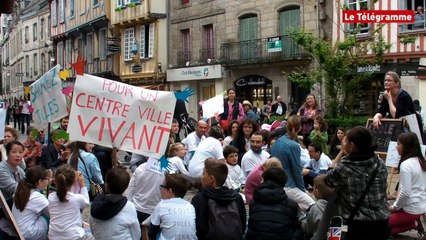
[0,191,24,239]
[366,118,405,154]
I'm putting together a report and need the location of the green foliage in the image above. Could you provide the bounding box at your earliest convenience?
[286,25,391,118]
[398,34,417,44]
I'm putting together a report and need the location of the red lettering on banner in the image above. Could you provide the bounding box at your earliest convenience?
[137,105,172,125]
[102,79,133,97]
[78,115,98,136]
[140,89,158,102]
[75,93,130,117]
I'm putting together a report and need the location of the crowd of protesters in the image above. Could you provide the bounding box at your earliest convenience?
[0,71,424,240]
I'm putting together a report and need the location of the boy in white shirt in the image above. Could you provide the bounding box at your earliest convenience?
[223,146,246,191]
[303,143,332,189]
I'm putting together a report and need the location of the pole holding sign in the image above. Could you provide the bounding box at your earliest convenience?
[68,74,176,159]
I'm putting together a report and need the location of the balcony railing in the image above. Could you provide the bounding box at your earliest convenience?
[177,51,191,67]
[220,35,304,66]
[199,48,215,63]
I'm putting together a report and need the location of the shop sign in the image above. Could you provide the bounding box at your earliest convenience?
[107,43,120,53]
[167,64,222,81]
[235,77,265,86]
[132,64,142,73]
[267,36,282,53]
[357,64,380,73]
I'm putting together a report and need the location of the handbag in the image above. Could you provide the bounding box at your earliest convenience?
[327,161,380,240]
[79,155,103,197]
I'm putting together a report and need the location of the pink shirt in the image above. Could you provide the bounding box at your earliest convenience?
[226,102,245,121]
[244,164,265,205]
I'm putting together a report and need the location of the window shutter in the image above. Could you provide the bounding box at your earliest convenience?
[140,25,146,58]
[148,23,155,58]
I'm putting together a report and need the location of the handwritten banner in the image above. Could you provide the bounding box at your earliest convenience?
[0,102,6,140]
[30,65,68,129]
[202,94,224,119]
[68,74,176,159]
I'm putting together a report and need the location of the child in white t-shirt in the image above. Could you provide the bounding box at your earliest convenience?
[148,174,196,240]
[48,164,93,240]
[167,143,189,175]
[12,166,51,240]
[223,146,246,191]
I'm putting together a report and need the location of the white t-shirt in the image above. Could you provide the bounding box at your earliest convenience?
[150,198,197,240]
[222,136,234,148]
[300,146,311,168]
[307,153,332,173]
[126,158,164,215]
[12,190,48,240]
[188,137,224,177]
[225,163,246,190]
[167,156,189,175]
[241,150,270,176]
[182,132,206,165]
[48,187,90,240]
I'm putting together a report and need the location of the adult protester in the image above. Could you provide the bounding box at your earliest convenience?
[323,126,390,239]
[188,126,225,178]
[218,88,244,132]
[271,95,287,116]
[231,118,259,164]
[12,99,21,131]
[373,71,422,133]
[223,120,239,148]
[328,127,346,159]
[241,132,270,176]
[57,116,69,132]
[23,126,42,168]
[244,157,283,205]
[243,100,259,123]
[68,141,104,201]
[40,129,69,170]
[297,94,323,147]
[260,98,272,122]
[92,145,114,180]
[270,115,315,211]
[182,120,207,166]
[0,141,26,203]
[0,126,26,169]
[20,98,31,135]
[389,132,426,235]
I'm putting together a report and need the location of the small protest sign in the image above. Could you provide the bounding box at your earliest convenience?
[0,102,6,140]
[202,94,224,119]
[68,74,176,159]
[366,118,404,154]
[30,65,68,129]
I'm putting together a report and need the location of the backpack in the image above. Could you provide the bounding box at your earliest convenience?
[207,199,243,240]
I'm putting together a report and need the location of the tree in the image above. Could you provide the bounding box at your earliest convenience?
[286,25,391,118]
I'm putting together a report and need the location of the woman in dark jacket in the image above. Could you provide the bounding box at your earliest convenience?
[230,118,259,164]
[246,168,303,240]
[219,88,245,133]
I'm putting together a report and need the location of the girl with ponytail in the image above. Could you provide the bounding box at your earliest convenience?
[12,166,51,240]
[48,164,93,239]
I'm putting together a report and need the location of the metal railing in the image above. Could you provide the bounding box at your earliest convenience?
[199,48,215,63]
[177,51,191,67]
[219,35,303,66]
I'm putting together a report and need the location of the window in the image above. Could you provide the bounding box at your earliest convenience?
[400,0,426,31]
[66,40,72,69]
[51,1,57,26]
[202,24,214,60]
[25,55,29,75]
[24,26,29,43]
[59,0,65,23]
[87,33,93,62]
[140,23,155,59]
[40,19,44,40]
[124,28,135,61]
[346,0,370,35]
[47,16,51,36]
[94,0,99,7]
[41,53,45,74]
[117,0,124,7]
[33,23,37,41]
[70,0,75,17]
[239,15,257,59]
[33,53,38,76]
[180,29,191,63]
[99,29,106,59]
[57,41,64,68]
[279,7,301,56]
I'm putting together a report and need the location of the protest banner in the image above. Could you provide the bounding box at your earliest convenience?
[30,65,68,129]
[68,74,176,159]
[201,94,224,119]
[402,113,423,144]
[366,118,404,154]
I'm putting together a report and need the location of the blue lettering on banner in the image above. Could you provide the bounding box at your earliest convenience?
[33,98,60,122]
[31,67,58,102]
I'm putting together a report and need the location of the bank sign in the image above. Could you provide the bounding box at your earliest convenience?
[167,65,222,82]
